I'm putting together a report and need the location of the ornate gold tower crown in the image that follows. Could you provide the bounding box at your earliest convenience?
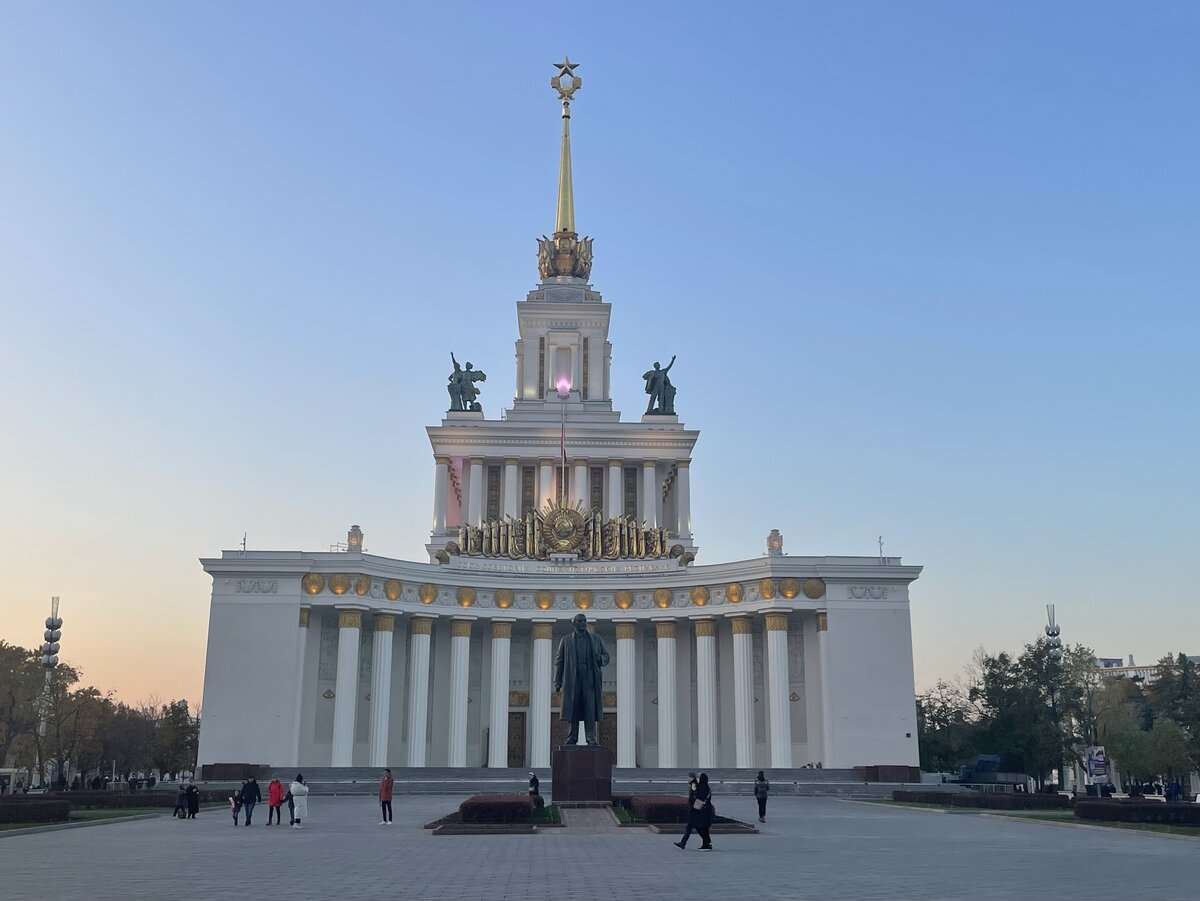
[537,57,594,281]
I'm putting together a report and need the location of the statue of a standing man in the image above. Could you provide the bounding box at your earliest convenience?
[553,614,610,746]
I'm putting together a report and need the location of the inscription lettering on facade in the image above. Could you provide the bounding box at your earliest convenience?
[848,585,889,599]
[236,579,278,593]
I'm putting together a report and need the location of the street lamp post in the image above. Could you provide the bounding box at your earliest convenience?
[1045,604,1064,791]
[36,596,64,789]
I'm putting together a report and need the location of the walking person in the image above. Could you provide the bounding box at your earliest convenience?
[693,772,715,852]
[673,772,699,850]
[241,777,262,825]
[186,781,200,818]
[267,778,285,825]
[230,788,243,826]
[754,770,770,823]
[172,784,187,819]
[378,768,393,825]
[290,774,309,828]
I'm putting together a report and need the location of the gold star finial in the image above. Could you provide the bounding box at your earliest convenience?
[551,56,582,102]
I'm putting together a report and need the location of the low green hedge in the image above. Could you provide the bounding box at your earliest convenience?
[951,793,1069,811]
[1075,801,1200,825]
[629,795,689,823]
[41,790,226,810]
[0,799,71,824]
[459,795,534,824]
[892,790,954,805]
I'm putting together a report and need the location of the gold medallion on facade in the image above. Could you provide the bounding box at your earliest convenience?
[779,578,800,600]
[329,574,351,596]
[535,589,555,610]
[543,504,587,554]
[690,586,710,606]
[725,583,744,604]
[495,588,515,609]
[301,574,325,596]
[418,584,439,605]
[354,575,371,597]
[803,578,826,600]
[456,587,476,607]
[758,578,776,600]
[574,590,593,610]
[614,589,633,610]
[653,588,673,609]
[384,580,402,601]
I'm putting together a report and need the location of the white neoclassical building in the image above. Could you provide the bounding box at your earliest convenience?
[196,63,922,773]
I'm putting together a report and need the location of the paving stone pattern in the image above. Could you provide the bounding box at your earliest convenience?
[0,796,1195,900]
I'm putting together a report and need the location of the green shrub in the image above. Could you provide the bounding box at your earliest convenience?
[891,790,954,805]
[1075,801,1200,825]
[951,793,1069,811]
[0,800,71,824]
[459,795,534,823]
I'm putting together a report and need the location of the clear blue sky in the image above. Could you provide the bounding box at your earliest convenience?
[1,2,1197,703]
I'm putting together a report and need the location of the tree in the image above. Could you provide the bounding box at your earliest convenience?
[917,679,976,773]
[153,701,199,777]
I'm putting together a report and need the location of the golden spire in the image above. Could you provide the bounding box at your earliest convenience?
[552,56,580,234]
[537,57,593,282]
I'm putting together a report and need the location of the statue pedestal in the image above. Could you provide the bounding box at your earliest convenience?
[551,745,613,803]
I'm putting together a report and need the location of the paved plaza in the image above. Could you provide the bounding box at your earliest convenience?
[1,796,1196,900]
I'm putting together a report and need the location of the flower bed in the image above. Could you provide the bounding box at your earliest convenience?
[1075,801,1200,826]
[459,794,535,824]
[628,794,690,823]
[0,799,71,824]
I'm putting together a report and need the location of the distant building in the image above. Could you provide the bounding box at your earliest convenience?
[1093,654,1198,683]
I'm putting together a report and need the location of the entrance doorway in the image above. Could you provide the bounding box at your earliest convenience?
[507,711,526,767]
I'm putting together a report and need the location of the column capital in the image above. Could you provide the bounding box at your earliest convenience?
[532,621,554,641]
[816,610,829,632]
[491,621,513,639]
[655,620,676,639]
[676,458,691,468]
[435,455,451,466]
[409,616,435,636]
[469,457,484,466]
[694,619,716,638]
[539,458,555,467]
[608,458,622,467]
[337,609,363,629]
[615,621,637,641]
[450,619,473,638]
[765,611,790,632]
[729,615,754,635]
[642,458,657,468]
[504,458,520,466]
[372,613,396,632]
[298,607,311,629]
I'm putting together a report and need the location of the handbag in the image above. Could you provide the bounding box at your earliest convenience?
[692,799,704,810]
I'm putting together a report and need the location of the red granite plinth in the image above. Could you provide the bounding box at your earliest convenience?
[551,745,613,803]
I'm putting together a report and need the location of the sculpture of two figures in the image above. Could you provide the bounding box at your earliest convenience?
[448,353,486,412]
[643,354,677,415]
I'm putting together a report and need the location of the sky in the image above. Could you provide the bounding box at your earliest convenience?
[1,2,1197,707]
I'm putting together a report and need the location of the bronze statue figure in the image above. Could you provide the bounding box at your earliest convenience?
[643,354,677,415]
[448,352,487,412]
[553,613,610,746]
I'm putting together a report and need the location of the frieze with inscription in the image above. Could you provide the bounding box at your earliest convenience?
[847,585,890,599]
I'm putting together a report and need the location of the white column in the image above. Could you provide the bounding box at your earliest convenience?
[606,459,622,518]
[290,607,310,766]
[656,620,677,767]
[406,617,433,767]
[615,621,636,767]
[695,619,717,769]
[530,622,553,767]
[331,608,363,767]
[765,612,793,767]
[447,618,472,766]
[368,614,395,767]
[731,615,755,767]
[675,459,691,539]
[503,459,519,519]
[642,460,658,528]
[572,460,588,508]
[466,458,484,525]
[432,457,449,533]
[538,459,555,509]
[817,611,832,767]
[487,621,513,768]
[458,459,470,527]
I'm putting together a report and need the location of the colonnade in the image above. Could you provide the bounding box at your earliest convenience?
[294,606,824,769]
[430,456,692,539]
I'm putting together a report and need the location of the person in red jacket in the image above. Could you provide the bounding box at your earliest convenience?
[266,778,286,825]
[378,769,394,825]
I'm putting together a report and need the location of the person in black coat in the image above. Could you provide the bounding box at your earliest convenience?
[692,773,714,851]
[185,782,200,818]
[240,778,262,825]
[673,773,699,850]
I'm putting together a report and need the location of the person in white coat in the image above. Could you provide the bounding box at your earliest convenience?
[290,774,309,828]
